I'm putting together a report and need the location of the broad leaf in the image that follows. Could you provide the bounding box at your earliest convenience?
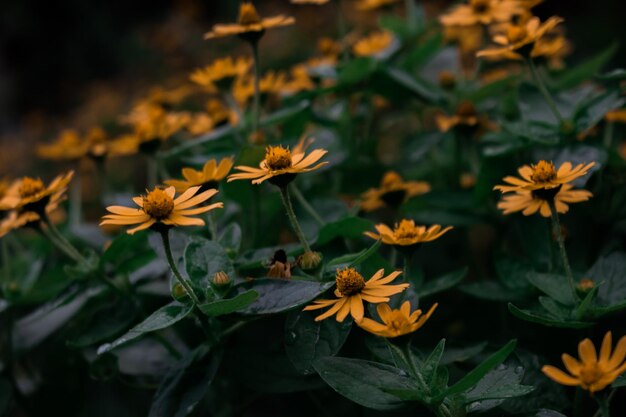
[234,279,334,315]
[198,290,259,317]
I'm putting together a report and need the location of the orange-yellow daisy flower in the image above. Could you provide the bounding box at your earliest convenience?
[303,268,409,322]
[0,198,64,238]
[360,171,430,212]
[227,137,328,186]
[440,0,525,27]
[0,172,74,213]
[542,331,626,393]
[100,186,223,235]
[496,184,592,217]
[477,16,564,61]
[203,2,295,42]
[164,158,234,193]
[494,160,595,194]
[364,219,453,246]
[435,101,495,134]
[357,301,438,338]
[352,31,397,58]
[605,109,626,124]
[189,57,252,92]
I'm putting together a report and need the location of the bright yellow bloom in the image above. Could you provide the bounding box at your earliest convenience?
[227,137,328,186]
[354,0,400,11]
[303,268,409,322]
[440,0,524,27]
[435,101,495,134]
[364,220,453,246]
[232,71,288,106]
[203,2,295,42]
[497,184,592,217]
[100,186,223,235]
[477,16,564,61]
[542,332,626,393]
[0,198,63,238]
[360,171,430,212]
[352,31,396,58]
[164,158,234,193]
[443,25,484,55]
[605,109,626,123]
[280,65,315,96]
[121,103,191,151]
[0,172,74,213]
[189,57,252,91]
[357,301,438,338]
[37,130,84,161]
[494,160,595,193]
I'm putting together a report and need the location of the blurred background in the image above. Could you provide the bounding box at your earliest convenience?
[1,0,625,172]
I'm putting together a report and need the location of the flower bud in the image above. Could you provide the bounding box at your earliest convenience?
[297,251,323,270]
[172,283,190,301]
[213,271,231,286]
[577,278,594,294]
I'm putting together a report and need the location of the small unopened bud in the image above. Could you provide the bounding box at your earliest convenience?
[297,251,323,270]
[577,278,594,293]
[172,283,190,301]
[438,71,456,90]
[213,271,231,286]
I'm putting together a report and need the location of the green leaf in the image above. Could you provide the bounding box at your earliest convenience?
[442,340,517,398]
[612,374,626,388]
[285,310,352,374]
[587,252,626,307]
[66,298,138,348]
[315,217,374,246]
[573,90,625,132]
[419,268,467,298]
[325,240,381,270]
[234,279,334,315]
[98,302,193,354]
[526,272,576,306]
[574,286,598,319]
[0,378,12,415]
[313,357,419,410]
[384,67,443,103]
[184,237,234,289]
[339,58,377,84]
[552,43,618,90]
[508,303,593,328]
[422,339,446,386]
[440,342,488,365]
[463,363,533,412]
[461,281,527,302]
[149,345,221,417]
[217,223,242,256]
[198,290,259,316]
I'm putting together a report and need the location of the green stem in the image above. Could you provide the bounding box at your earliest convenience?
[1,239,9,285]
[159,229,202,306]
[390,248,398,269]
[207,211,218,240]
[279,185,312,254]
[594,390,612,417]
[335,0,349,63]
[291,184,326,227]
[405,0,416,30]
[603,121,614,149]
[250,41,261,137]
[41,216,84,263]
[69,169,82,228]
[548,200,578,301]
[223,92,246,145]
[527,58,563,123]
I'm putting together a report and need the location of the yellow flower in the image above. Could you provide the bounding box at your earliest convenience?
[542,331,626,393]
[122,103,191,151]
[352,31,396,58]
[280,65,315,96]
[227,137,328,186]
[189,57,252,91]
[267,250,292,279]
[360,171,430,212]
[533,34,572,69]
[203,2,295,42]
[477,16,564,61]
[496,184,592,217]
[440,0,524,27]
[357,301,438,338]
[164,158,234,193]
[605,109,626,123]
[443,25,484,55]
[0,197,63,238]
[100,186,223,235]
[354,0,400,11]
[37,130,84,161]
[435,101,495,134]
[365,219,453,247]
[0,172,74,213]
[494,160,595,194]
[232,71,288,106]
[303,268,409,322]
[290,0,330,4]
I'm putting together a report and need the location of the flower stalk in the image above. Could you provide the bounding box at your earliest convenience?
[291,184,326,227]
[159,228,202,306]
[250,41,262,137]
[527,58,563,123]
[279,185,313,254]
[547,200,578,301]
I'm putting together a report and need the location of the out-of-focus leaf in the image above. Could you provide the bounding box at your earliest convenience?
[418,268,467,298]
[526,272,576,306]
[315,217,373,246]
[384,67,444,103]
[551,43,618,90]
[508,303,593,328]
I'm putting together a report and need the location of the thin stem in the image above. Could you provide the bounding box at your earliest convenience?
[41,216,84,263]
[159,229,202,306]
[390,248,398,269]
[593,390,615,417]
[1,239,9,284]
[207,211,218,240]
[603,121,614,149]
[291,184,326,227]
[405,0,416,30]
[250,41,261,137]
[69,169,82,228]
[548,201,578,301]
[527,58,563,123]
[279,185,312,254]
[335,0,349,63]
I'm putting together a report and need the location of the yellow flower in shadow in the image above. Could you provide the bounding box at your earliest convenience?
[0,172,74,213]
[354,0,400,11]
[494,160,595,193]
[100,186,223,235]
[496,184,592,217]
[189,57,252,92]
[360,171,430,212]
[352,31,396,58]
[164,158,234,193]
[303,268,409,322]
[357,301,438,338]
[365,219,453,246]
[204,2,295,42]
[542,331,626,393]
[435,101,496,135]
[227,137,327,186]
[440,0,525,27]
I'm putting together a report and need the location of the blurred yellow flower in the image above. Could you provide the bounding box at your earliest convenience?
[290,0,330,4]
[357,301,438,338]
[494,160,595,194]
[352,31,395,58]
[605,109,626,123]
[542,332,626,393]
[100,186,223,235]
[435,101,495,134]
[232,71,288,106]
[227,137,327,186]
[164,158,234,193]
[122,103,191,152]
[360,171,430,212]
[189,57,252,91]
[37,130,84,161]
[477,16,564,60]
[0,197,63,238]
[0,171,74,213]
[280,65,315,96]
[303,268,409,322]
[204,2,295,42]
[496,184,592,217]
[440,0,524,27]
[365,220,453,246]
[354,0,400,11]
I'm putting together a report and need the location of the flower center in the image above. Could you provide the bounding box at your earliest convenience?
[19,177,45,198]
[238,2,262,25]
[265,146,292,170]
[579,364,604,387]
[394,220,418,240]
[143,189,175,219]
[336,268,366,296]
[457,101,477,118]
[530,160,557,183]
[471,0,490,14]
